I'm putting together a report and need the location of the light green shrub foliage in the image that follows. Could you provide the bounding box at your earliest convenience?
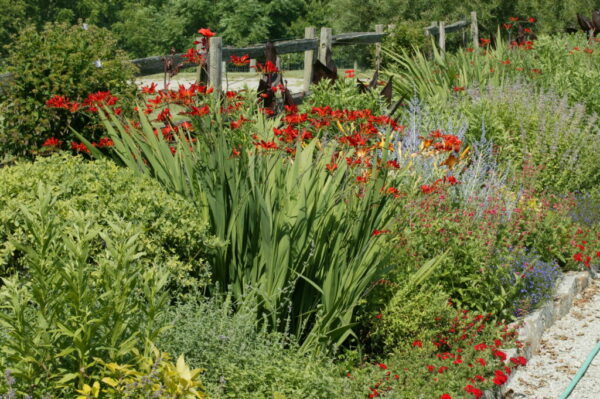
[382,20,431,57]
[0,22,138,157]
[0,155,214,294]
[371,288,452,353]
[302,78,384,114]
[456,84,600,193]
[157,296,350,399]
[0,187,170,396]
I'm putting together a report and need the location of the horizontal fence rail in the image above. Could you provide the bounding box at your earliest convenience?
[0,13,477,95]
[424,20,469,36]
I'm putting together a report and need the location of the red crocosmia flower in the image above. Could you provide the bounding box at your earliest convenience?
[230,54,250,66]
[326,162,338,172]
[182,48,204,64]
[441,395,452,399]
[479,38,491,46]
[344,69,355,78]
[371,229,391,237]
[231,148,240,157]
[509,17,519,22]
[421,185,435,194]
[453,86,465,92]
[503,24,513,30]
[596,251,600,258]
[198,28,215,37]
[375,312,382,319]
[70,141,90,154]
[46,95,71,109]
[501,59,511,65]
[180,121,194,130]
[573,253,583,262]
[185,105,210,117]
[531,68,542,74]
[255,140,278,150]
[141,82,158,94]
[378,363,388,370]
[427,365,435,372]
[386,160,400,169]
[474,343,487,351]
[96,137,114,148]
[356,176,368,183]
[42,137,61,147]
[584,48,593,54]
[528,17,536,23]
[524,27,532,33]
[465,47,475,52]
[412,340,423,348]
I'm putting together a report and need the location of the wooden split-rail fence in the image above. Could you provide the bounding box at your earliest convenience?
[0,12,480,96]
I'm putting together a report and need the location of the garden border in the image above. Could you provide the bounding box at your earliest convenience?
[483,268,599,398]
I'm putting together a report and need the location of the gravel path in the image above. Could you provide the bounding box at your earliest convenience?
[505,279,600,399]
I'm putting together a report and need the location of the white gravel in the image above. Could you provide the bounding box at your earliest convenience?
[505,279,600,399]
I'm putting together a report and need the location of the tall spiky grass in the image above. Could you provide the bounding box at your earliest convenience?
[80,106,426,350]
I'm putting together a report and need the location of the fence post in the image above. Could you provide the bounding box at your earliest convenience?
[438,21,446,55]
[208,36,222,93]
[249,58,257,71]
[303,27,316,93]
[318,27,332,65]
[470,11,479,48]
[375,24,384,69]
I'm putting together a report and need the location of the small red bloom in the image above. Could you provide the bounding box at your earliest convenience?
[230,54,250,66]
[412,340,423,348]
[42,137,61,147]
[527,17,536,23]
[378,363,388,370]
[493,350,507,361]
[441,395,452,399]
[326,162,338,172]
[198,28,215,37]
[344,69,355,78]
[493,370,508,385]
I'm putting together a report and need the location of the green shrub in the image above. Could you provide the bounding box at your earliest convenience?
[0,155,214,295]
[0,22,138,157]
[301,78,384,114]
[0,186,169,396]
[382,20,431,59]
[157,296,350,399]
[371,288,452,353]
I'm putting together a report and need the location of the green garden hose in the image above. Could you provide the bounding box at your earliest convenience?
[557,341,600,399]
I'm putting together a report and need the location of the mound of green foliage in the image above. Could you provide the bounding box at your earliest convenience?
[0,22,138,157]
[158,295,352,399]
[0,155,214,295]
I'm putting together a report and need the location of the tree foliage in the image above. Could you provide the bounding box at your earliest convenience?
[0,0,598,58]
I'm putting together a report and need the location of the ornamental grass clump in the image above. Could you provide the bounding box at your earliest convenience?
[81,98,420,349]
